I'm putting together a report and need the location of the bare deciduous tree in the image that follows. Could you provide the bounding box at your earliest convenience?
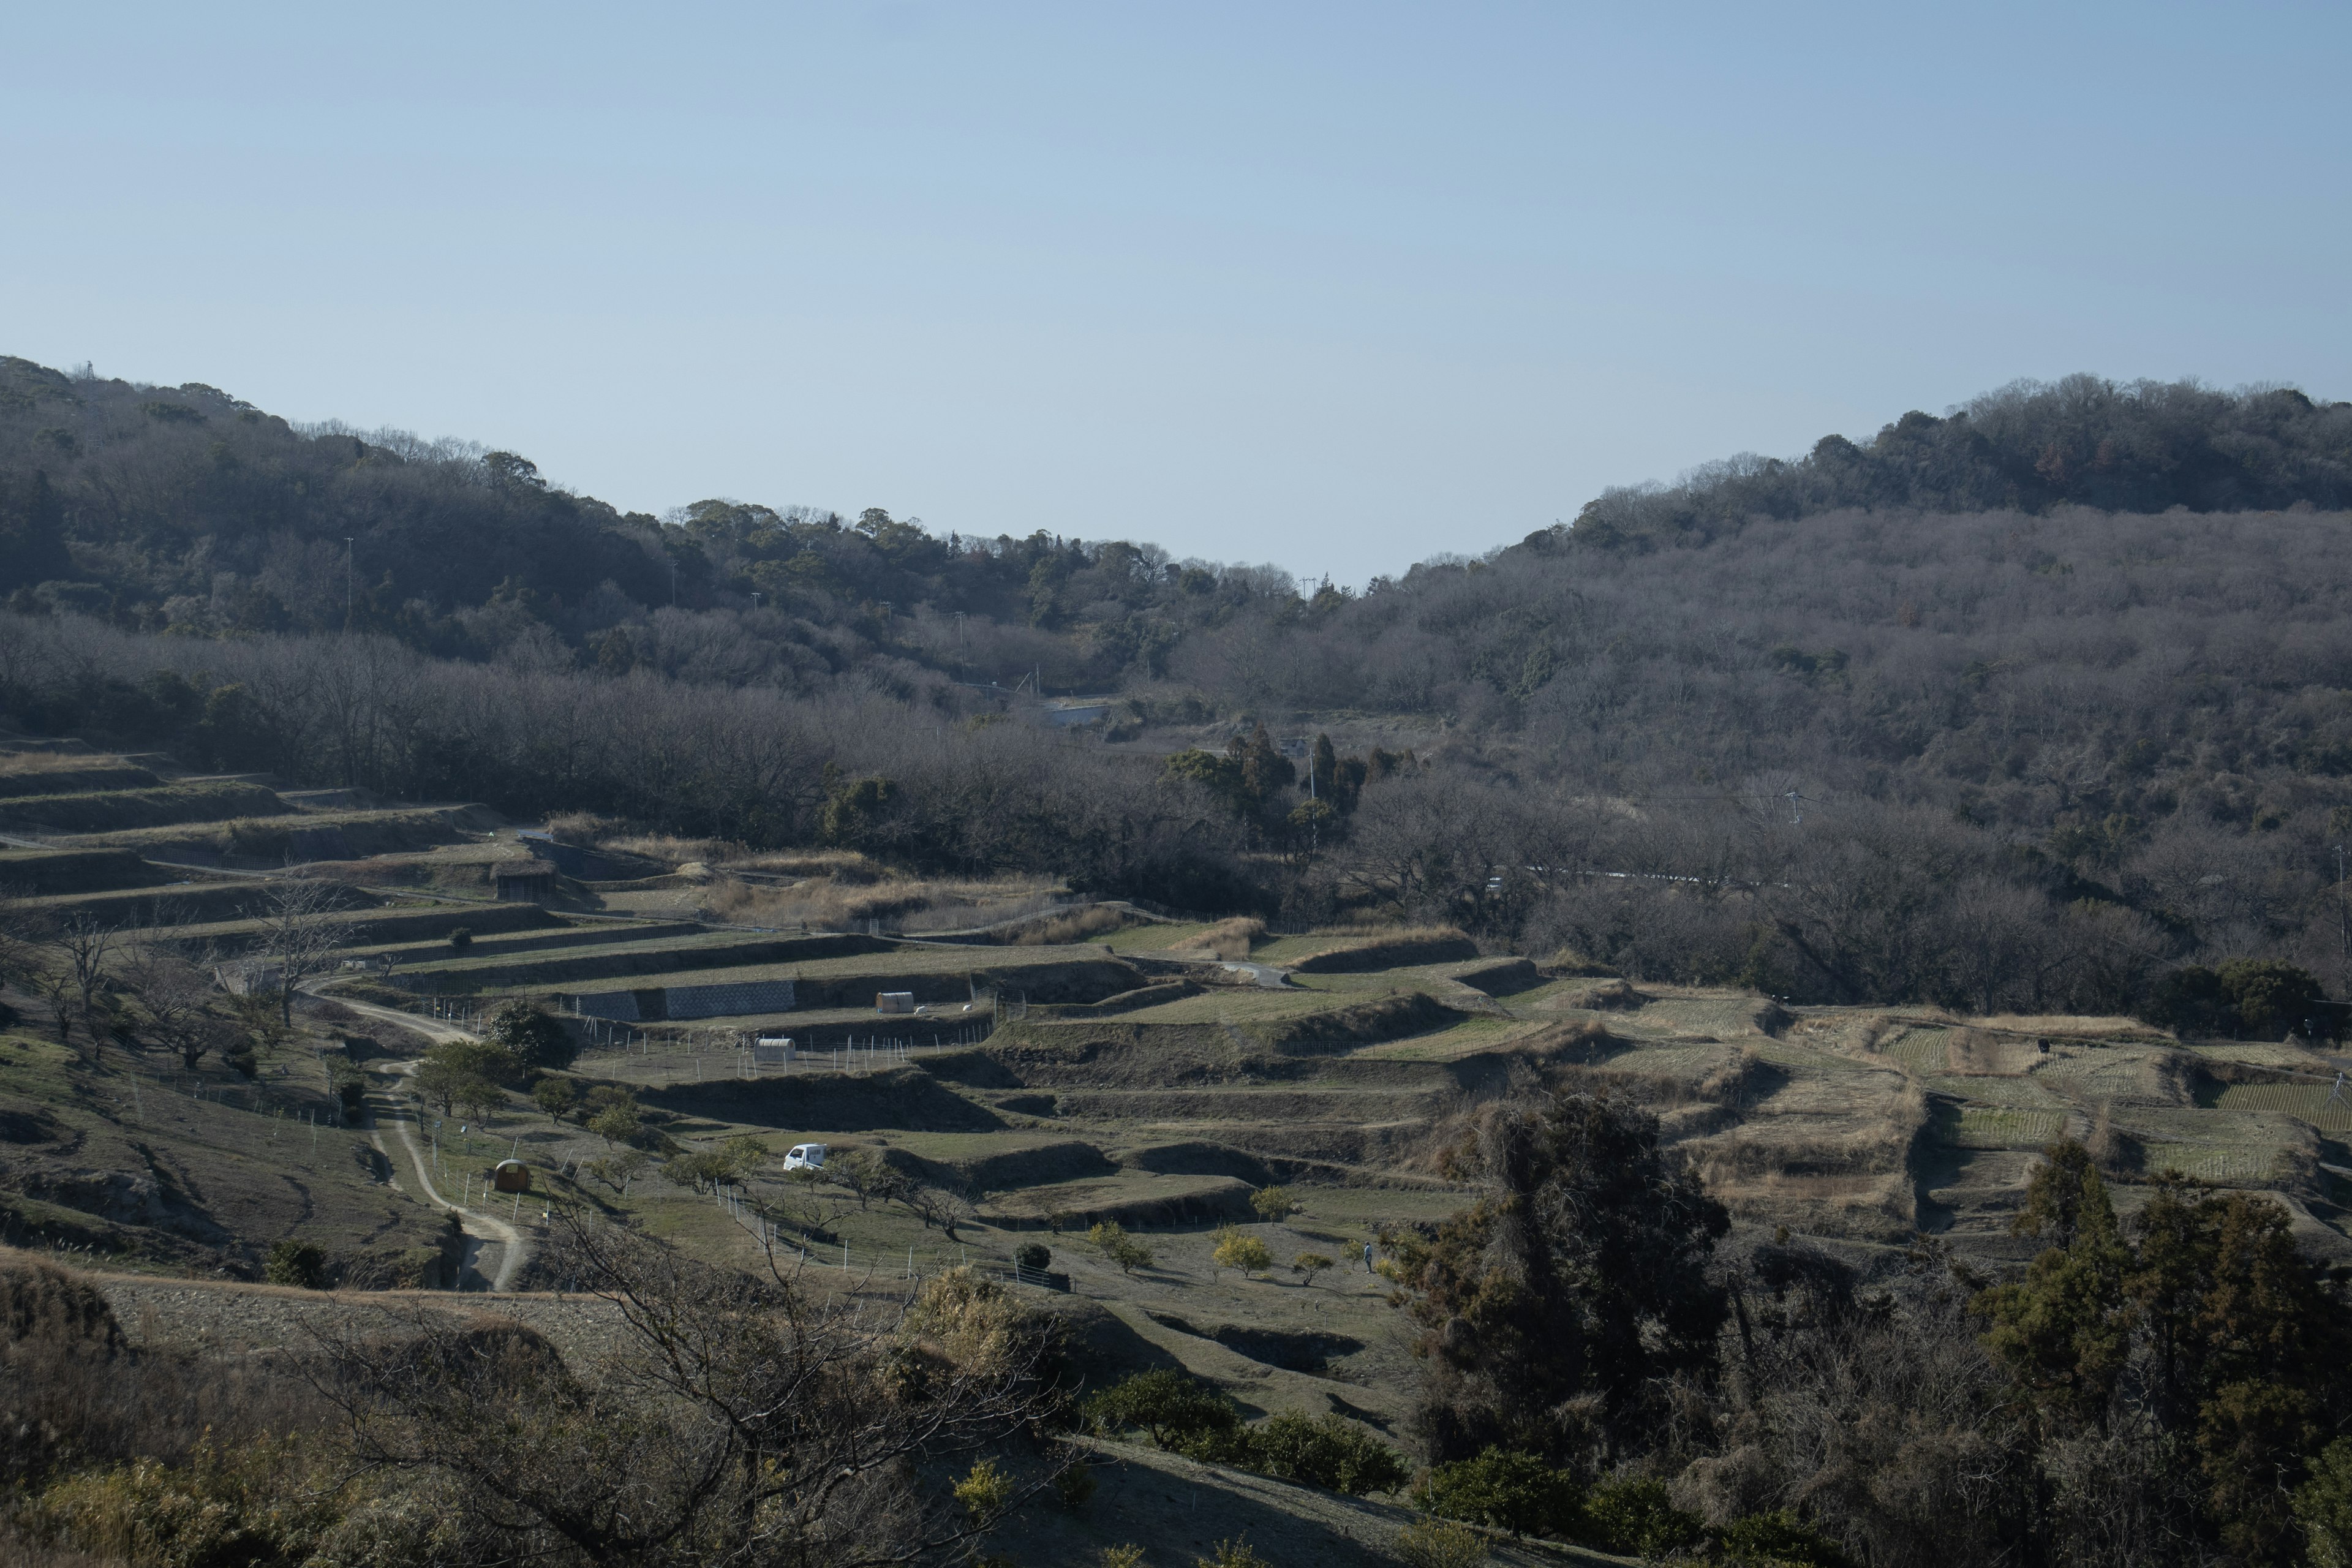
[321,1213,1069,1567]
[42,913,119,1050]
[123,944,232,1069]
[257,877,355,1026]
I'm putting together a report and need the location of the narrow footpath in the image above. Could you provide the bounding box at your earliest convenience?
[329,992,533,1292]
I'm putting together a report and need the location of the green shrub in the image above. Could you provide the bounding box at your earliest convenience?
[1396,1515,1489,1568]
[1211,1226,1272,1278]
[2299,1438,2352,1568]
[532,1076,577,1123]
[1016,1241,1052,1272]
[1412,1447,1581,1539]
[1085,1369,1240,1449]
[952,1457,1014,1521]
[1088,1219,1156,1274]
[486,1001,576,1071]
[447,927,473,951]
[1230,1411,1409,1495]
[1054,1458,1096,1510]
[1579,1476,1703,1558]
[2146,959,2325,1038]
[1718,1509,1856,1567]
[265,1240,326,1289]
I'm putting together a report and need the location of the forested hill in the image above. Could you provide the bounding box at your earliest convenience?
[0,354,1302,677]
[1546,374,2352,552]
[8,355,2352,1017]
[4,357,2348,692]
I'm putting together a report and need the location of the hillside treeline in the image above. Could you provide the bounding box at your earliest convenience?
[9,354,2352,1015]
[0,355,1303,688]
[1560,374,2352,548]
[4,605,2348,1023]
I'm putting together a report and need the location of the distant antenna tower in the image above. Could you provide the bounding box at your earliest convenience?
[1784,789,1815,825]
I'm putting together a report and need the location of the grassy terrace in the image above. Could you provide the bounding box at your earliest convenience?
[0,779,286,832]
[461,940,1129,998]
[1098,919,1218,954]
[68,804,493,853]
[0,1027,443,1276]
[339,918,704,963]
[124,899,562,952]
[386,928,867,984]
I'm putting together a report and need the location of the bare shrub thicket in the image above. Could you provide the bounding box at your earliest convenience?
[0,1257,333,1488]
[318,1216,1068,1567]
[9,1220,1067,1568]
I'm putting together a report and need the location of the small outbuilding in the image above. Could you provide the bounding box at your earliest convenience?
[876,992,916,1014]
[493,862,559,903]
[492,1159,532,1194]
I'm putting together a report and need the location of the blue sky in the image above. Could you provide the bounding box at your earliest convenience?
[4,2,2345,582]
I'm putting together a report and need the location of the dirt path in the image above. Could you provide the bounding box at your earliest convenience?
[328,993,532,1292]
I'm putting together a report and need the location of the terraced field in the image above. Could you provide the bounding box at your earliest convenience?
[14,735,2352,1543]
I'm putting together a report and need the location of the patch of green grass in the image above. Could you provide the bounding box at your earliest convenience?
[1117,989,1354,1025]
[1100,921,1217,954]
[0,780,285,832]
[1486,977,1588,1010]
[1922,1074,2068,1110]
[1751,1039,1887,1073]
[73,805,483,852]
[1353,1014,1544,1060]
[2211,1082,2352,1132]
[471,942,1123,1000]
[1874,1027,1952,1072]
[2134,1145,2286,1186]
[1930,1104,2070,1149]
[0,1027,445,1274]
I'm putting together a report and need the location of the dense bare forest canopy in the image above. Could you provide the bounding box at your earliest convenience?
[7,355,2352,1019]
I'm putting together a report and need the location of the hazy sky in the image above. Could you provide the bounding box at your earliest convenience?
[5,3,2346,583]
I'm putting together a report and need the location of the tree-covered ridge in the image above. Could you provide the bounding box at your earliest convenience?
[1544,374,2352,552]
[0,356,1303,684]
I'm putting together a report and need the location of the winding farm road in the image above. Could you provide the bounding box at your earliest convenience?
[325,992,533,1292]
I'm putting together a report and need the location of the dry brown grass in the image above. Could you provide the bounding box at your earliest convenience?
[1971,1012,2170,1041]
[543,811,627,843]
[0,1253,334,1487]
[699,872,1062,933]
[1538,978,1648,1012]
[0,751,108,775]
[0,1521,105,1568]
[1009,905,1131,945]
[718,848,888,880]
[1943,1028,2048,1076]
[1311,921,1461,940]
[1165,916,1265,961]
[599,833,753,866]
[1536,947,1622,977]
[1693,1079,1927,1182]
